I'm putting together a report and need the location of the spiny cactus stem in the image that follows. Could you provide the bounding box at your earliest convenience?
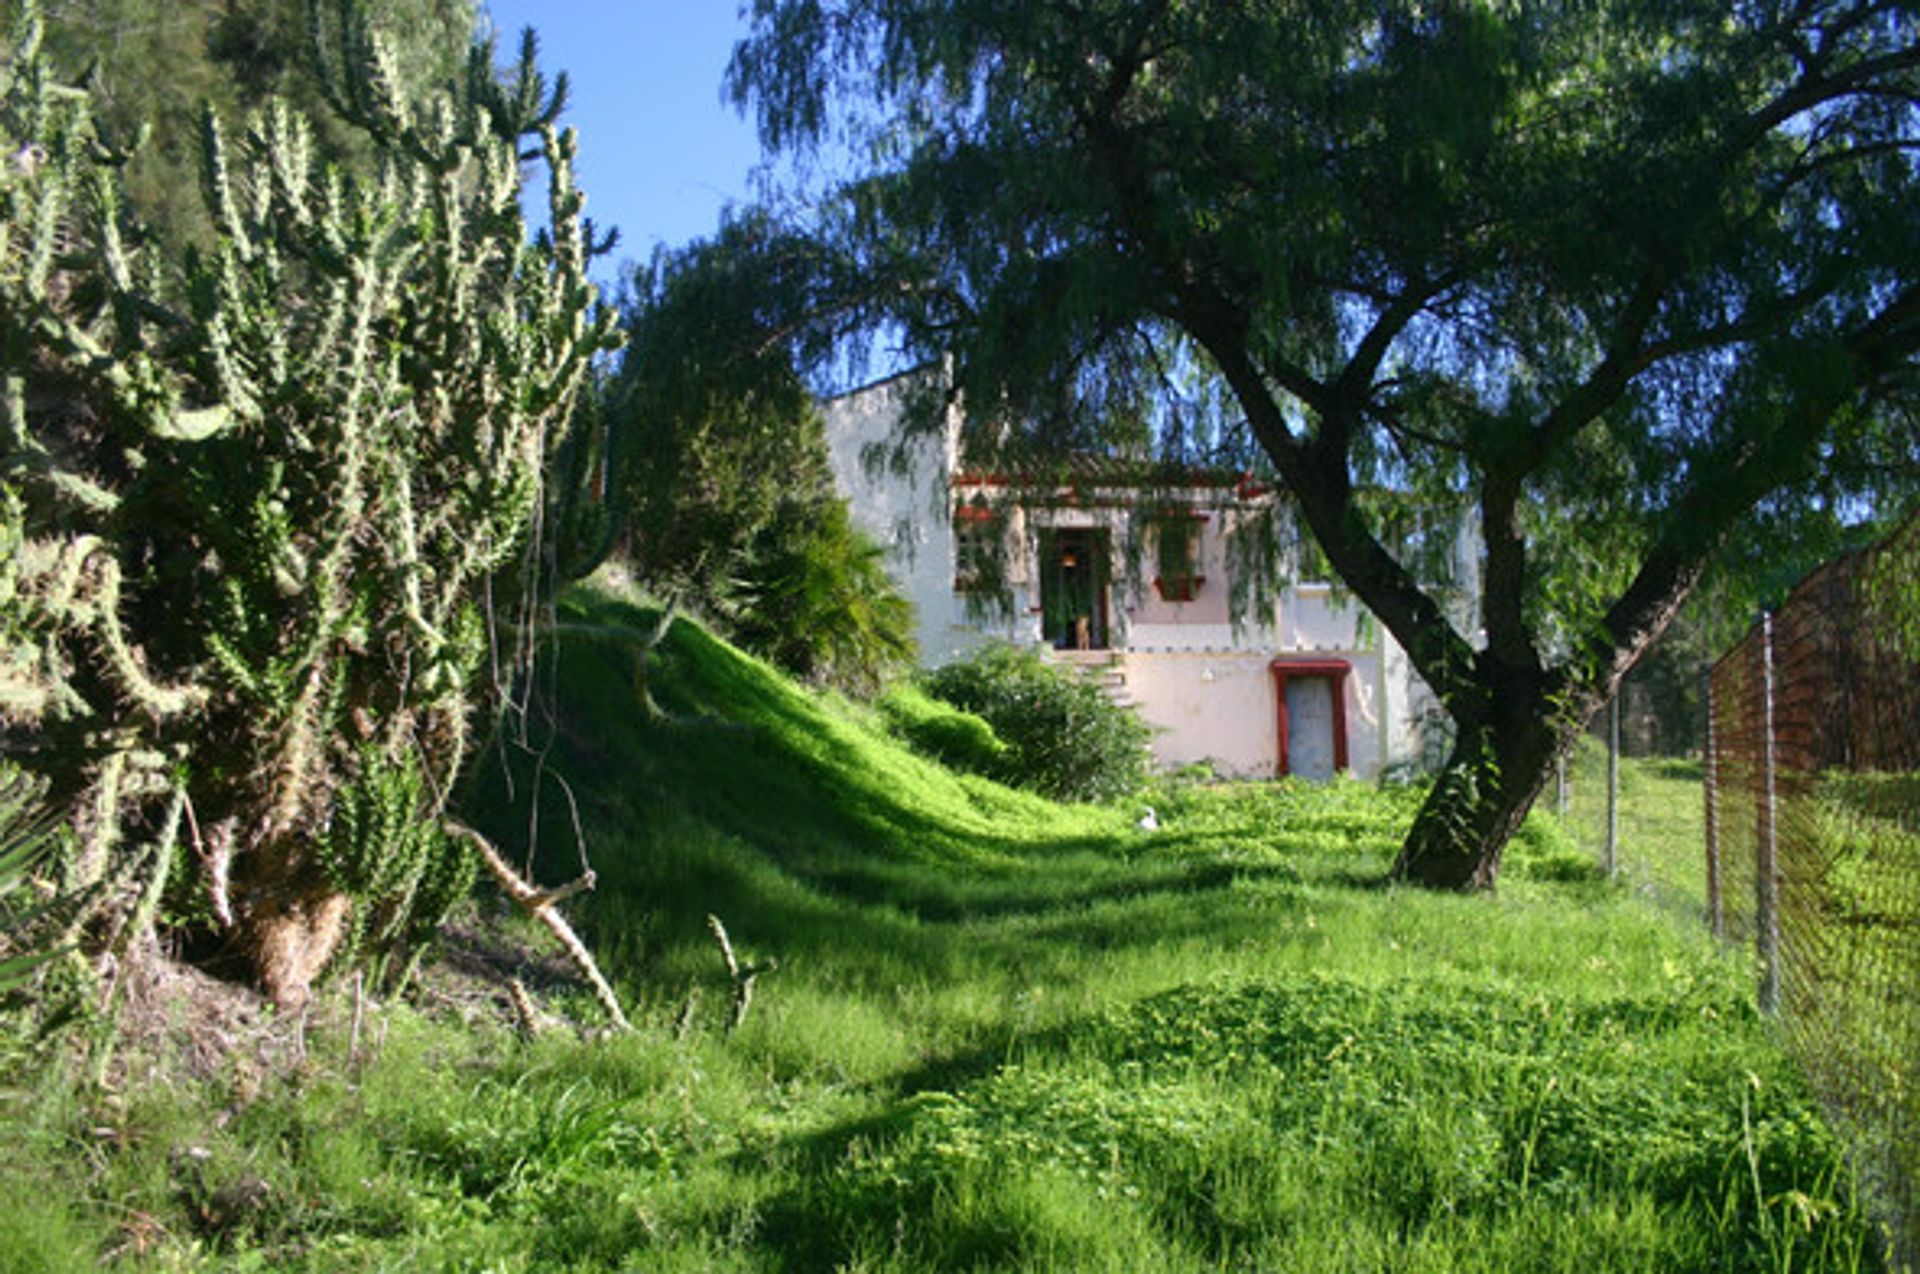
[89,554,208,717]
[105,781,184,960]
[69,747,126,894]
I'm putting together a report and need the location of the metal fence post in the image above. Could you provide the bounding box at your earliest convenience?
[1701,666,1721,939]
[1606,695,1620,879]
[1755,613,1780,1015]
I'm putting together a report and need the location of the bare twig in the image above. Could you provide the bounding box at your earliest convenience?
[524,872,597,910]
[198,814,237,933]
[708,913,741,983]
[447,822,630,1032]
[673,983,701,1040]
[506,976,545,1039]
[707,914,778,1034]
[348,970,365,1071]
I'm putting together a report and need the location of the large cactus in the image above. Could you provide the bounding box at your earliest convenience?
[0,0,619,1007]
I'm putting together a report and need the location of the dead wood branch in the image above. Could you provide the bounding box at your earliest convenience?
[447,822,630,1032]
[707,914,778,1034]
[506,977,546,1039]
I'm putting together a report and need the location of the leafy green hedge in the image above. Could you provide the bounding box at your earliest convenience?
[917,645,1152,802]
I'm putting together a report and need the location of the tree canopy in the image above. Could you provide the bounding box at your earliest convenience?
[33,0,480,249]
[606,214,915,694]
[729,0,1920,886]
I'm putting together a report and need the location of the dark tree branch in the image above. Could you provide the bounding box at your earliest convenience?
[1519,262,1671,472]
[1194,316,1482,709]
[1332,275,1457,413]
[1732,37,1920,157]
[1590,280,1920,689]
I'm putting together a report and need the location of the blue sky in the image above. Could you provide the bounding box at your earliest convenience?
[479,3,766,294]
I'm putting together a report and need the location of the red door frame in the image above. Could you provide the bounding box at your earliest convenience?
[1270,659,1351,777]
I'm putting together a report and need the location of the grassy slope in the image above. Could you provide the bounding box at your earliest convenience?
[0,581,1881,1271]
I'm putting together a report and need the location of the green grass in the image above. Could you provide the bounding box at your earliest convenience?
[0,579,1885,1270]
[1550,733,1711,918]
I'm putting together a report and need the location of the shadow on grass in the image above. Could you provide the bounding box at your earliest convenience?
[724,1005,1131,1271]
[578,829,1315,998]
[792,855,1304,923]
[1315,862,1398,891]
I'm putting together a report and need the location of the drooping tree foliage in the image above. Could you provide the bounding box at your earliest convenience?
[1621,503,1907,755]
[0,0,619,1008]
[729,0,1920,887]
[607,213,915,694]
[613,215,839,592]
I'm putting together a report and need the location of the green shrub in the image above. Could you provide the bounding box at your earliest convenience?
[921,644,1152,802]
[727,497,918,697]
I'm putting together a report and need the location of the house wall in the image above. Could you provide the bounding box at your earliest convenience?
[822,374,1004,665]
[821,372,1445,782]
[1115,642,1389,780]
[1129,514,1231,629]
[1118,652,1279,776]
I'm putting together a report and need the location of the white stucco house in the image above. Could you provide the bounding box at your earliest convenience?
[823,370,1465,781]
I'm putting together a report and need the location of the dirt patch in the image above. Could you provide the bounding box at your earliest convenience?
[92,907,578,1098]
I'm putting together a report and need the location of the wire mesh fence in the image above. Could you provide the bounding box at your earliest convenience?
[1705,512,1920,1268]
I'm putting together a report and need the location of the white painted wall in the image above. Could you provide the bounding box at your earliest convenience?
[1119,652,1279,776]
[821,372,1450,782]
[822,373,1002,665]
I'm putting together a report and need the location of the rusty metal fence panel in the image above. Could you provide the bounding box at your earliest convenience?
[1705,513,1920,1266]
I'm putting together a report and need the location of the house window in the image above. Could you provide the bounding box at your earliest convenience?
[954,505,1001,592]
[1153,516,1204,602]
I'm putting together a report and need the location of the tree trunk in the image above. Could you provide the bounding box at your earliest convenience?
[1390,690,1577,890]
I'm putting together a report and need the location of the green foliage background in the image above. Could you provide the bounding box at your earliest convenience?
[606,214,914,695]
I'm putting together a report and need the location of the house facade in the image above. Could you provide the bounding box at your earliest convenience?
[823,371,1461,781]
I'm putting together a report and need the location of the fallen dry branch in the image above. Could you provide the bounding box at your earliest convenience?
[506,976,548,1039]
[446,822,630,1032]
[707,914,778,1033]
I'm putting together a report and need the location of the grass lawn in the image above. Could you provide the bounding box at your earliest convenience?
[1544,731,1709,918]
[0,581,1884,1271]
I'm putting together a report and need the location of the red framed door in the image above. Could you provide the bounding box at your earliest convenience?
[1270,659,1351,778]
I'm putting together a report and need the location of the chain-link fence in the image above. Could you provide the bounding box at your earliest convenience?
[1705,512,1920,1268]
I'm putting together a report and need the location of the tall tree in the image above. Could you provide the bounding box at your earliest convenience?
[614,214,841,595]
[34,0,478,249]
[608,213,915,693]
[729,0,1920,888]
